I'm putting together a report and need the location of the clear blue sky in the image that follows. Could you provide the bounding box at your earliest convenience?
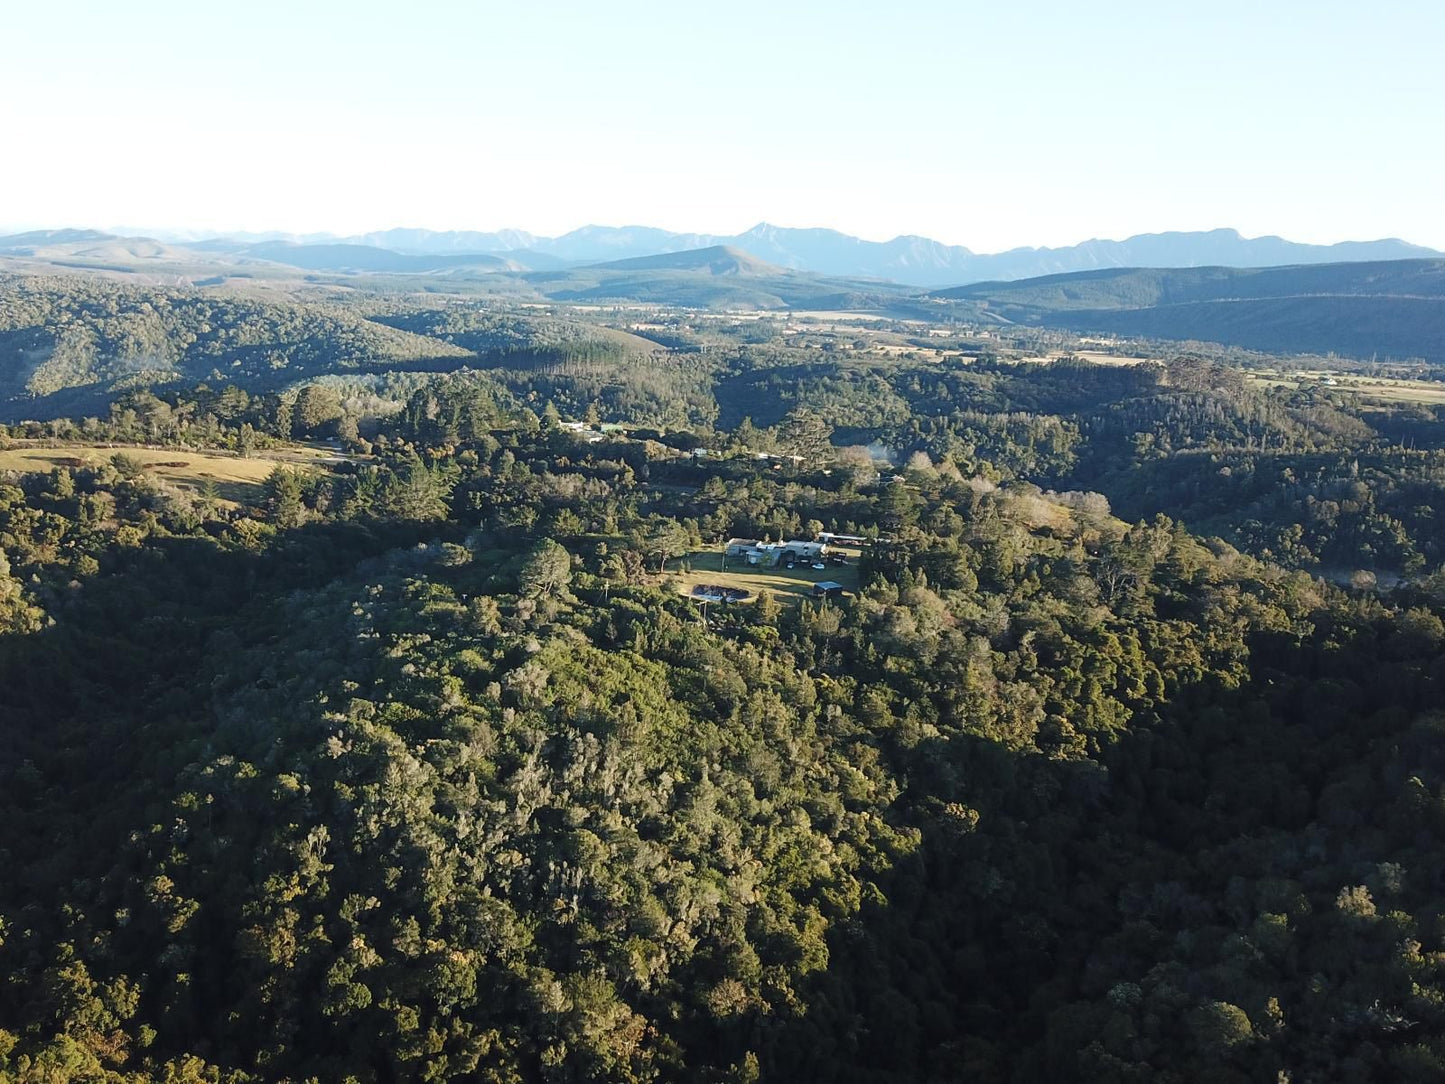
[4,0,1442,251]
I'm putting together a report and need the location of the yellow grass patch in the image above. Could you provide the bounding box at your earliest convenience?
[1004,492,1076,533]
[1014,351,1155,367]
[0,442,346,502]
[1248,371,1445,405]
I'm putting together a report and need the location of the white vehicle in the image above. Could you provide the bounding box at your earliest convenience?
[812,562,826,570]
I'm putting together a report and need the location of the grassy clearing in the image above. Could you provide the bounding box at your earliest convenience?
[1004,491,1076,533]
[1337,379,1445,405]
[0,442,346,502]
[1014,351,1155,367]
[668,548,862,603]
[1248,371,1445,405]
[1074,350,1158,367]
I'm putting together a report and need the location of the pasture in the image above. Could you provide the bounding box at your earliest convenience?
[0,442,347,502]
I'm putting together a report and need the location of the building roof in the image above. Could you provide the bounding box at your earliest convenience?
[755,539,822,551]
[813,581,845,592]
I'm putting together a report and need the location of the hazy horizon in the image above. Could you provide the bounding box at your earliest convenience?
[2,220,1438,258]
[5,0,1443,252]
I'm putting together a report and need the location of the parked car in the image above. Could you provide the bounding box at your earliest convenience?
[812,562,827,570]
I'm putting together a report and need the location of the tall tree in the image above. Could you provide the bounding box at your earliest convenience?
[519,538,573,599]
[292,384,344,438]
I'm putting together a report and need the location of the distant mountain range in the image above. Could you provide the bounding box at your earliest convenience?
[0,230,908,311]
[31,223,1438,288]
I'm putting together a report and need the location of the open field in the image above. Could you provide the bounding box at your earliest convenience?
[669,548,862,603]
[1345,381,1445,405]
[1003,491,1077,533]
[1014,350,1155,366]
[1074,350,1157,367]
[0,442,348,502]
[1249,371,1445,405]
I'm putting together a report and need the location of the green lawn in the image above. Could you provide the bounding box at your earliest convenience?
[669,548,861,603]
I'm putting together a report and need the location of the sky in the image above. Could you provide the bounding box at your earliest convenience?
[3,0,1443,252]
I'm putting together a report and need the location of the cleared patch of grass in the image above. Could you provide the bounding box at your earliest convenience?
[1340,379,1445,405]
[1002,491,1076,533]
[668,548,861,603]
[0,442,347,502]
[1247,371,1445,405]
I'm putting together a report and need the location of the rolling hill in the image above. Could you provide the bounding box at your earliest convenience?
[587,245,781,276]
[941,260,1445,362]
[0,228,118,250]
[0,232,561,280]
[0,274,472,420]
[0,230,205,265]
[519,245,909,309]
[235,241,518,274]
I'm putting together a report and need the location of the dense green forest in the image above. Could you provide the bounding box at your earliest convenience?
[4,275,1445,1081]
[0,277,475,418]
[9,270,1445,580]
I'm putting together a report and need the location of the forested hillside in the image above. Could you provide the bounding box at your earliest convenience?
[939,261,1445,363]
[0,276,470,416]
[3,273,1445,1081]
[937,261,1445,310]
[9,270,1445,580]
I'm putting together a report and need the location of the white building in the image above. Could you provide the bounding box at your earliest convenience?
[739,539,826,567]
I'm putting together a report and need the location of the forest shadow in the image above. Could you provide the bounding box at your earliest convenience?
[757,619,1422,1083]
[0,519,448,895]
